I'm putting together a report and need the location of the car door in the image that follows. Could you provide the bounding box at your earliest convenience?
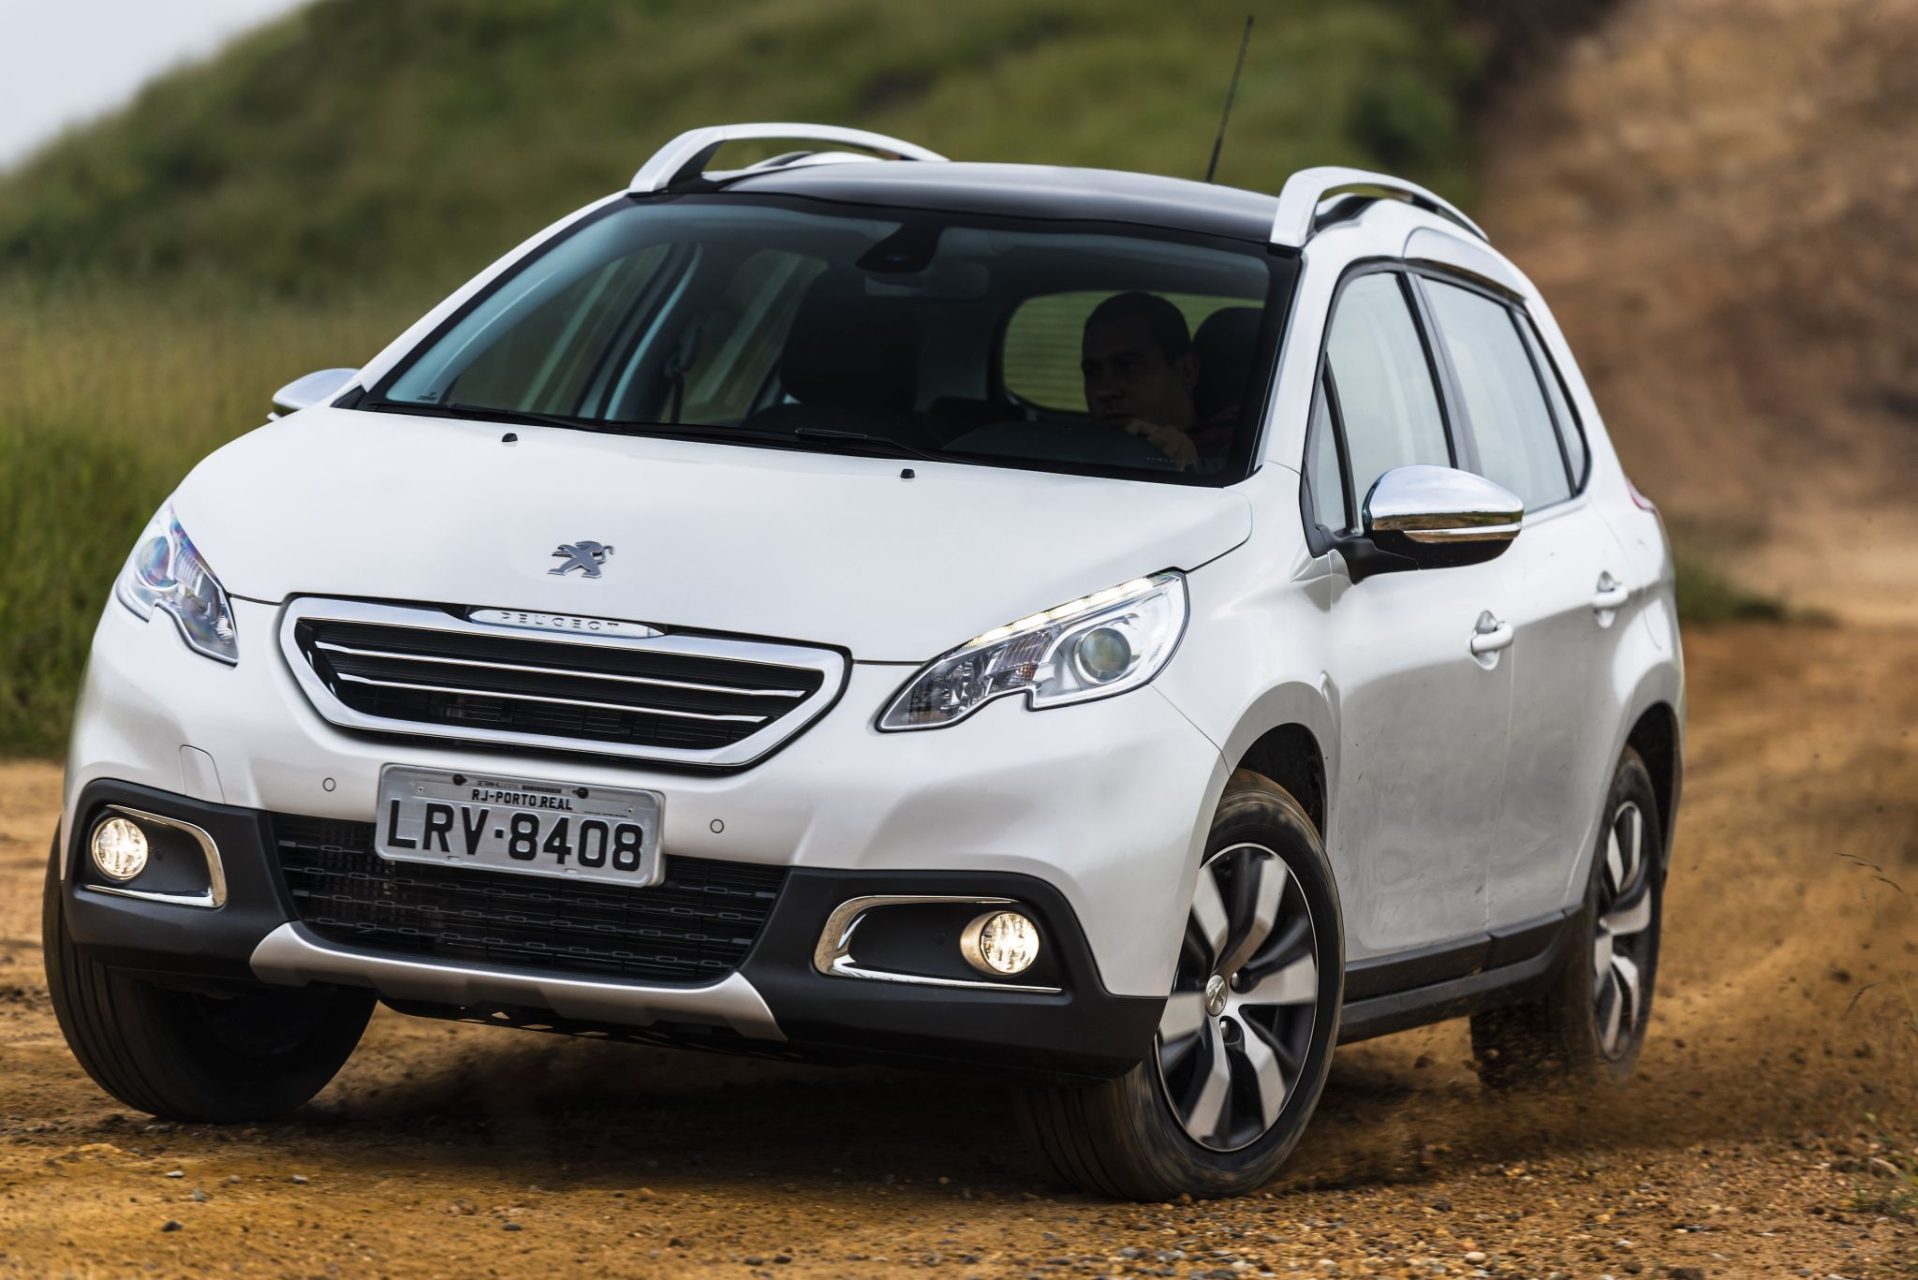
[1305,270,1511,961]
[1417,277,1626,930]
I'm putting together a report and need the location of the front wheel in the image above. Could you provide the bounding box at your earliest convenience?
[43,837,375,1122]
[1018,772,1343,1199]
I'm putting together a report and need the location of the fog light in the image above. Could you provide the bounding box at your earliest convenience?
[961,910,1041,977]
[90,816,149,881]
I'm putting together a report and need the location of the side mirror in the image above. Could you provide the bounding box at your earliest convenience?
[1335,464,1523,583]
[270,368,360,418]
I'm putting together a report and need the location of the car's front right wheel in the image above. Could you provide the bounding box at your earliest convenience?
[1018,771,1343,1199]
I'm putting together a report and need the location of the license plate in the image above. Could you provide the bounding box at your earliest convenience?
[375,765,663,887]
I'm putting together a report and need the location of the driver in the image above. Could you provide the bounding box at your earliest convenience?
[1080,291,1200,470]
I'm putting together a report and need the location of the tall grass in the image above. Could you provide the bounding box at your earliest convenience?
[0,0,1498,755]
[0,287,412,754]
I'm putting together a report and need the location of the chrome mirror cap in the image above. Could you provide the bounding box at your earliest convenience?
[270,367,359,417]
[1336,465,1524,582]
[1365,465,1524,545]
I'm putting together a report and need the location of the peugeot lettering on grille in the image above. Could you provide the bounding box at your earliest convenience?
[548,541,614,578]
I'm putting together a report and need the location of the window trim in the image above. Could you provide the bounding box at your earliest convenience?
[1513,309,1592,496]
[1313,366,1357,533]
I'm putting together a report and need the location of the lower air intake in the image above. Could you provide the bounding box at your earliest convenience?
[272,814,786,985]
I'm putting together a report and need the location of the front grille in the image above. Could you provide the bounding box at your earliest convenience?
[272,815,787,984]
[281,601,842,765]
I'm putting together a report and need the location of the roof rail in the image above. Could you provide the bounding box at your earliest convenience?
[630,123,947,194]
[1270,166,1486,249]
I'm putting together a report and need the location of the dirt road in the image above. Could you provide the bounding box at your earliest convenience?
[2,620,1914,1278]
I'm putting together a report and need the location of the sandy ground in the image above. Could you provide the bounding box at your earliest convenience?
[1,620,1914,1279]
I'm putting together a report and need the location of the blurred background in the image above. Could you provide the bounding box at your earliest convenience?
[0,0,1913,750]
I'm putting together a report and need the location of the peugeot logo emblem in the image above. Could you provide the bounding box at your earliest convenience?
[548,541,614,578]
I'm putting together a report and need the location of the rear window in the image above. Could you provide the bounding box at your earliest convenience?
[370,196,1289,484]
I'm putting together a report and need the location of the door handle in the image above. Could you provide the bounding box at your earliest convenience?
[1593,572,1629,613]
[1470,611,1515,655]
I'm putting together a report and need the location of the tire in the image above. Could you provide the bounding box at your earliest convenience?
[1471,747,1664,1089]
[1018,771,1343,1199]
[42,836,375,1122]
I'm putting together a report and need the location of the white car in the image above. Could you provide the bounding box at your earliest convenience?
[44,123,1682,1199]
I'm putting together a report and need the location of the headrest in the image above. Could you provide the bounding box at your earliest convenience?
[779,271,919,412]
[1192,306,1263,420]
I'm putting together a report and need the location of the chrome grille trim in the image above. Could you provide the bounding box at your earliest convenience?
[311,639,808,699]
[280,597,846,768]
[332,671,769,723]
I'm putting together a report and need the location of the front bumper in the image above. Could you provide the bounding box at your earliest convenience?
[59,778,1165,1081]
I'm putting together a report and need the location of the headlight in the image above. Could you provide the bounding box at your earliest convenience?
[879,572,1186,731]
[115,506,239,665]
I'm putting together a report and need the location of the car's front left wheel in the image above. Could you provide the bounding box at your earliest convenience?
[42,837,375,1122]
[1017,771,1343,1199]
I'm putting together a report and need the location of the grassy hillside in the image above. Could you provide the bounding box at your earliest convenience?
[0,0,1499,756]
[0,0,1481,297]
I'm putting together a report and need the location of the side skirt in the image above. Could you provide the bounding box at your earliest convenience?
[1337,909,1575,1045]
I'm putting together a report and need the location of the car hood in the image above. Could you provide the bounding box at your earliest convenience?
[173,408,1253,661]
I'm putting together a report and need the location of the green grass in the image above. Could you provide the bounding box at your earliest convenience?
[1671,551,1790,625]
[0,0,1506,755]
[0,287,403,755]
[0,0,1482,299]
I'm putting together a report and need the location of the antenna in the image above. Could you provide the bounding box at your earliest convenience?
[1204,15,1255,184]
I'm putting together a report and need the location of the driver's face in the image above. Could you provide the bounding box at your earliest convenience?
[1081,316,1195,428]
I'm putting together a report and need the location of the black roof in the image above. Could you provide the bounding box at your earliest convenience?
[709,161,1282,244]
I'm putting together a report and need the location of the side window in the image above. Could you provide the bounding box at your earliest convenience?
[1423,280,1573,510]
[1304,374,1347,531]
[1321,272,1452,529]
[1517,314,1589,490]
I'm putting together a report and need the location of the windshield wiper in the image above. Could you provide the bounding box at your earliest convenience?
[369,403,763,444]
[791,427,942,462]
[365,400,609,433]
[365,401,944,462]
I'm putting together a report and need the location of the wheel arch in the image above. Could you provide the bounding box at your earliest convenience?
[1214,683,1339,844]
[1233,724,1327,838]
[1623,700,1682,872]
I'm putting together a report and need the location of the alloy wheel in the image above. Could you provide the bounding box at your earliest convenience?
[1593,800,1655,1058]
[1154,843,1320,1152]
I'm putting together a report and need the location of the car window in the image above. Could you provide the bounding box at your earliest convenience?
[1517,313,1588,490]
[1321,272,1452,529]
[1423,280,1573,510]
[1003,292,1253,414]
[679,249,828,423]
[437,243,673,415]
[1304,374,1347,531]
[376,198,1288,486]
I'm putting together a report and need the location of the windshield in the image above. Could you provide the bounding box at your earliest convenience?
[369,195,1292,483]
